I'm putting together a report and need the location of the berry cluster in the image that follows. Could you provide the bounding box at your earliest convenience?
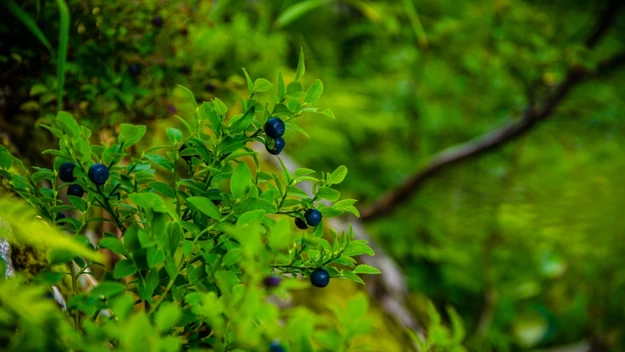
[58,161,111,202]
[264,117,286,155]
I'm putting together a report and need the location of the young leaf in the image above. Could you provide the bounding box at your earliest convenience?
[99,237,126,256]
[186,196,222,220]
[317,187,340,202]
[320,108,335,119]
[353,264,381,274]
[295,47,306,81]
[305,79,324,104]
[113,259,137,279]
[177,84,198,111]
[231,162,253,199]
[213,98,228,116]
[56,111,80,137]
[118,123,147,148]
[241,67,254,96]
[166,128,183,144]
[254,78,274,93]
[329,165,348,185]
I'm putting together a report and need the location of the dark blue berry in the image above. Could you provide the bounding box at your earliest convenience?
[59,162,76,182]
[88,163,110,185]
[55,213,65,222]
[263,276,281,288]
[128,64,141,76]
[207,189,222,205]
[269,341,285,352]
[295,217,308,230]
[206,84,217,92]
[304,209,322,227]
[67,184,85,198]
[264,117,285,139]
[266,138,285,155]
[180,65,191,75]
[152,15,163,27]
[310,268,330,288]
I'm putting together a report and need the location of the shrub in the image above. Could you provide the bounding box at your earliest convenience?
[0,54,380,351]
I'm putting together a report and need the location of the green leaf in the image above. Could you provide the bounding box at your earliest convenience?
[304,79,324,104]
[233,197,278,215]
[113,259,137,279]
[222,248,243,267]
[148,182,176,199]
[91,282,126,297]
[320,108,335,119]
[317,187,340,202]
[236,209,266,227]
[241,68,254,96]
[294,168,316,178]
[213,98,228,116]
[145,154,174,170]
[228,106,256,134]
[177,84,197,111]
[342,241,375,257]
[186,196,221,220]
[201,103,221,135]
[118,123,147,148]
[329,165,348,185]
[342,270,365,285]
[286,81,304,98]
[286,122,309,138]
[254,78,274,92]
[68,195,87,212]
[155,303,182,332]
[2,0,54,54]
[147,247,166,268]
[166,128,183,144]
[56,0,70,111]
[129,193,170,213]
[56,111,80,137]
[278,72,286,101]
[231,162,252,199]
[99,237,125,255]
[353,264,381,274]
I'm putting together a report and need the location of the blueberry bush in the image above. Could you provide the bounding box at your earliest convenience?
[0,53,384,351]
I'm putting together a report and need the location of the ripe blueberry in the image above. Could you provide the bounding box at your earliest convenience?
[304,209,322,227]
[180,65,191,75]
[206,84,217,92]
[152,15,163,27]
[264,117,285,139]
[128,64,141,76]
[88,163,110,185]
[266,137,285,155]
[310,268,330,288]
[55,213,66,222]
[295,217,308,230]
[58,162,76,182]
[263,276,281,288]
[67,184,85,198]
[269,341,285,352]
[207,189,222,205]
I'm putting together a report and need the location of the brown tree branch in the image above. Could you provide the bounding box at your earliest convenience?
[360,0,624,221]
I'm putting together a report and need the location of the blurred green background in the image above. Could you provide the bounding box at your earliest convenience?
[2,0,625,351]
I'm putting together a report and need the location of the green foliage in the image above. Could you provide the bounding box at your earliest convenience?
[0,63,386,351]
